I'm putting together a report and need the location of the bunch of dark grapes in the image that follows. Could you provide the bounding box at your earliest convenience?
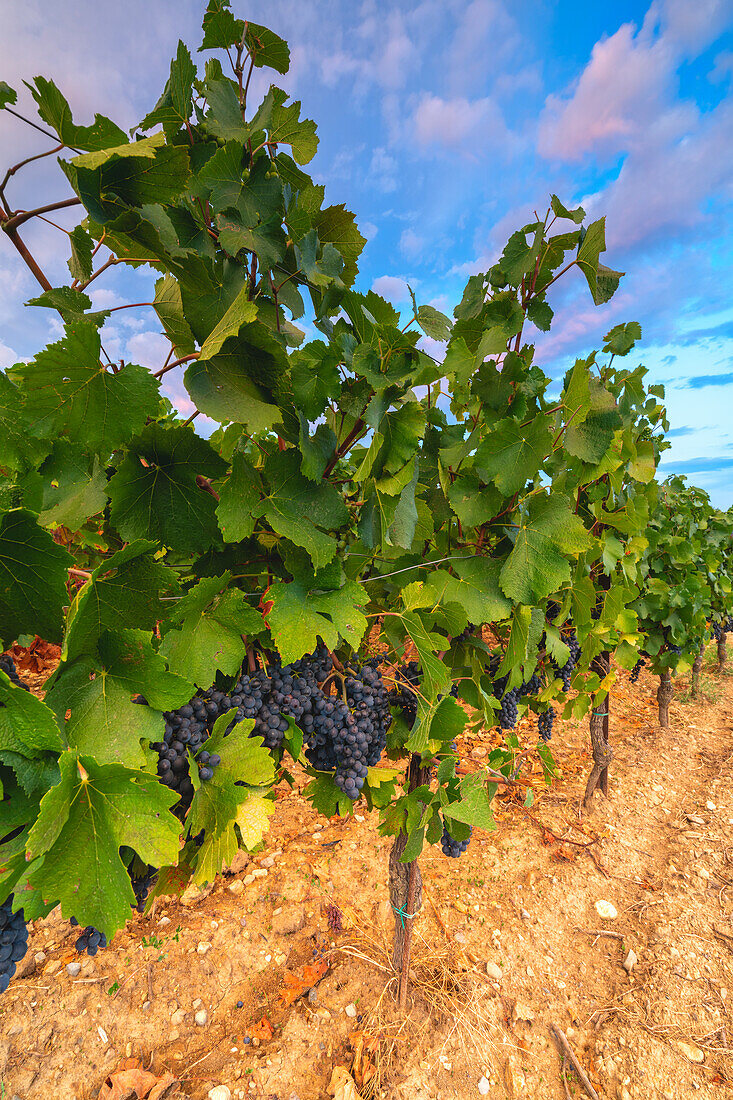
[551,629,581,691]
[725,616,733,633]
[0,895,29,994]
[712,622,723,642]
[326,902,344,933]
[666,643,683,656]
[441,822,472,858]
[0,654,30,691]
[492,675,519,730]
[538,708,554,742]
[70,918,107,956]
[144,694,211,808]
[630,658,645,684]
[388,660,421,729]
[518,672,542,698]
[130,866,157,913]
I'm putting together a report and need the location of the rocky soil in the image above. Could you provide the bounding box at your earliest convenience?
[1,649,733,1100]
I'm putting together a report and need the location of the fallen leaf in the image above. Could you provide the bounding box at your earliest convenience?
[280,959,329,1006]
[328,1066,362,1100]
[251,1015,274,1041]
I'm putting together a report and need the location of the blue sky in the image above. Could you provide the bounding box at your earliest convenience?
[0,0,732,505]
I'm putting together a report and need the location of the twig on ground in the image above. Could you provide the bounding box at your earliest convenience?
[147,962,154,1002]
[550,1024,601,1100]
[560,1055,573,1100]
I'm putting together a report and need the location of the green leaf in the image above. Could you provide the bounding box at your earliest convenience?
[313,204,366,286]
[235,790,276,849]
[267,579,368,663]
[564,377,619,463]
[139,41,196,136]
[153,275,196,356]
[550,195,585,224]
[200,0,245,51]
[444,772,496,830]
[25,76,127,150]
[497,224,542,285]
[159,574,264,684]
[63,541,174,663]
[0,372,50,473]
[197,287,258,361]
[71,135,191,224]
[417,304,452,342]
[474,415,553,494]
[216,449,261,541]
[184,322,285,432]
[26,751,181,937]
[576,218,624,305]
[0,671,65,758]
[303,771,355,818]
[299,418,337,482]
[186,716,275,884]
[500,494,595,604]
[259,87,317,165]
[107,424,226,553]
[11,322,160,455]
[245,23,290,73]
[35,442,108,529]
[0,509,73,648]
[603,321,642,356]
[67,225,94,283]
[526,296,553,332]
[0,82,17,109]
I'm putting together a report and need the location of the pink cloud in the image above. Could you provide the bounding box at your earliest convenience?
[412,93,515,154]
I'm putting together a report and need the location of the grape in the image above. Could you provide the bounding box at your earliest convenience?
[0,653,30,691]
[726,616,733,633]
[630,658,645,684]
[492,675,519,730]
[441,822,472,858]
[130,866,157,913]
[538,708,554,742]
[551,628,581,691]
[70,917,107,956]
[388,660,421,729]
[0,895,29,995]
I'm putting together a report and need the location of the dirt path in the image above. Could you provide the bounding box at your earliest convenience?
[1,653,733,1100]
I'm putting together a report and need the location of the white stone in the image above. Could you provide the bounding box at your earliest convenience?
[676,1040,704,1063]
[158,916,171,926]
[193,998,203,1009]
[171,1009,186,1025]
[195,1009,208,1026]
[197,942,212,955]
[478,1076,491,1095]
[513,1002,535,1023]
[252,868,268,879]
[486,962,503,981]
[66,961,82,977]
[34,951,47,964]
[595,900,618,920]
[706,801,716,811]
[345,1003,357,1018]
[623,949,638,973]
[208,1086,232,1100]
[228,881,244,896]
[243,874,255,885]
[260,855,275,868]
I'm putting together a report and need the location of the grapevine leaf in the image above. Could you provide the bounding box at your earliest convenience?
[564,377,620,463]
[0,671,65,757]
[107,424,226,553]
[303,772,354,818]
[216,449,261,541]
[67,225,94,283]
[25,76,127,150]
[196,287,258,361]
[576,218,623,305]
[11,322,161,455]
[0,82,17,109]
[184,323,285,431]
[159,574,264,684]
[200,0,244,50]
[245,23,290,73]
[526,296,553,332]
[313,204,366,286]
[267,579,368,663]
[235,790,276,849]
[550,195,585,223]
[500,495,595,604]
[0,509,73,648]
[63,541,174,663]
[0,373,49,472]
[252,86,317,164]
[474,415,553,494]
[139,41,196,136]
[26,751,181,937]
[35,442,108,529]
[290,341,341,419]
[70,135,191,224]
[416,304,451,342]
[603,321,642,356]
[444,772,497,830]
[153,275,196,356]
[299,418,337,482]
[186,715,275,885]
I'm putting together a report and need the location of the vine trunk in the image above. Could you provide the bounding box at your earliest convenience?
[657,671,673,727]
[583,652,612,807]
[691,647,704,699]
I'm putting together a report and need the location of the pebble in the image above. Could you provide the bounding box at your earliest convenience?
[66,961,82,977]
[208,1088,232,1100]
[260,855,275,868]
[243,874,255,886]
[454,932,467,944]
[228,881,244,896]
[478,1077,490,1096]
[34,951,47,965]
[252,868,268,879]
[595,900,618,920]
[142,1001,152,1012]
[345,1003,357,1018]
[158,916,171,926]
[171,1009,186,1025]
[169,1029,180,1042]
[307,988,318,1005]
[513,1002,535,1023]
[623,949,638,973]
[197,942,212,955]
[193,998,203,1009]
[706,801,716,811]
[195,1009,208,1027]
[676,1040,704,1063]
[486,962,503,981]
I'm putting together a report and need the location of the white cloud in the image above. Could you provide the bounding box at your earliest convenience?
[400,228,425,258]
[371,275,412,303]
[412,93,514,153]
[0,341,21,370]
[367,147,398,193]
